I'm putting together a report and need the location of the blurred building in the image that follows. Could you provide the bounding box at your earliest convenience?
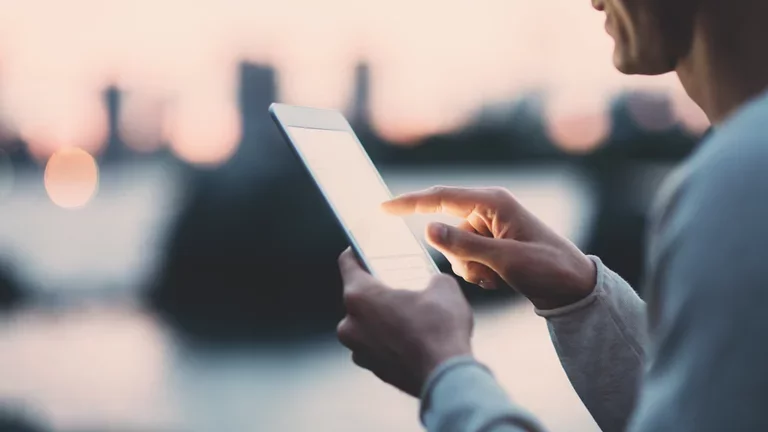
[147,61,348,343]
[347,62,372,128]
[0,103,34,168]
[582,93,698,289]
[0,260,23,309]
[99,85,132,163]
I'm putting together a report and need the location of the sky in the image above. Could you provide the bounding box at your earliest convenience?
[0,0,707,161]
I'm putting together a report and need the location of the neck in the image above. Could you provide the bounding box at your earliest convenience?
[675,1,768,125]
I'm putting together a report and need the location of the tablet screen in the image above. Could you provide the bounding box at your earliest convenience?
[287,126,437,291]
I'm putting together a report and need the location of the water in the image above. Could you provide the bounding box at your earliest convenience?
[0,303,599,432]
[0,162,599,431]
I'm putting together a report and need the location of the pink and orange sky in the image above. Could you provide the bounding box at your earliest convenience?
[0,0,708,164]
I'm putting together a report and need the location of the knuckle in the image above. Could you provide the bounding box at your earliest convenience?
[487,186,512,201]
[428,185,448,196]
[342,287,367,311]
[336,318,356,346]
[464,265,482,284]
[450,263,465,278]
[338,249,352,266]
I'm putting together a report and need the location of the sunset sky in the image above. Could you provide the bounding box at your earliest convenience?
[0,0,706,162]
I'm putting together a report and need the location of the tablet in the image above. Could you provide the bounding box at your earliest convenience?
[269,103,440,291]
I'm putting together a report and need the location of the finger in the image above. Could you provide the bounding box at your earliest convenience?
[442,221,478,278]
[339,249,384,314]
[457,219,478,235]
[338,248,375,287]
[464,261,502,290]
[337,317,365,350]
[467,212,493,237]
[446,255,466,279]
[382,186,498,218]
[426,222,510,265]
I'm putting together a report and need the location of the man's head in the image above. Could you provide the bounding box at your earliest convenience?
[593,0,699,75]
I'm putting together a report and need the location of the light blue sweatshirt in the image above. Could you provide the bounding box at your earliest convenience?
[421,90,768,432]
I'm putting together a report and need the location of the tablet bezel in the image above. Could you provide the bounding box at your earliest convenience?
[269,103,441,284]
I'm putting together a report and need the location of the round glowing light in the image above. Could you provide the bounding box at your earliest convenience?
[0,149,14,201]
[625,92,677,132]
[44,148,99,209]
[545,101,610,154]
[166,103,240,167]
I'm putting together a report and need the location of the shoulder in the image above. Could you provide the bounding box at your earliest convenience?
[655,95,768,279]
[684,95,768,206]
[651,95,768,224]
[649,97,768,255]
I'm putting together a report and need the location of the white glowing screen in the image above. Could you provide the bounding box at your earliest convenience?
[288,127,436,291]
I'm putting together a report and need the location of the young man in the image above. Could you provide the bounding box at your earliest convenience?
[336,0,768,431]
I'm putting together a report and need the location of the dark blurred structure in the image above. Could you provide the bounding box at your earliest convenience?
[0,261,23,310]
[348,63,372,129]
[100,86,128,163]
[582,93,698,289]
[147,62,349,343]
[0,130,34,169]
[0,405,49,432]
[376,92,558,166]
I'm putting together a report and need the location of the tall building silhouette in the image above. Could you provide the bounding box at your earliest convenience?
[347,62,372,128]
[100,85,129,163]
[345,61,388,161]
[239,62,278,139]
[0,73,32,167]
[231,61,290,177]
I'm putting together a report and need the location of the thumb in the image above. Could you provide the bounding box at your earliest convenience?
[426,222,509,268]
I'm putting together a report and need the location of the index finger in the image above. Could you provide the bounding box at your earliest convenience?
[381,186,495,218]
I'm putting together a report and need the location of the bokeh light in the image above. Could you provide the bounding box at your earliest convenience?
[166,100,240,167]
[43,148,99,209]
[545,96,610,154]
[626,92,677,132]
[0,0,696,154]
[0,149,14,201]
[11,83,108,163]
[120,92,167,154]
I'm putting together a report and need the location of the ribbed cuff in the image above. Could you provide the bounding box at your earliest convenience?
[534,255,605,318]
[419,355,492,423]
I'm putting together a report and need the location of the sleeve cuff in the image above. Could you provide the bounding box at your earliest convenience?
[419,356,546,431]
[419,355,491,421]
[534,255,605,318]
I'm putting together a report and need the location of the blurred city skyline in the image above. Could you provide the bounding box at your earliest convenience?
[0,0,708,165]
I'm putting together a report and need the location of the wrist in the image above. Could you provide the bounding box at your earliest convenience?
[531,254,597,310]
[419,345,473,388]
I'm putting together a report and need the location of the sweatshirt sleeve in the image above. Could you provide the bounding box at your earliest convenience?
[420,258,647,432]
[420,356,547,432]
[535,256,648,432]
